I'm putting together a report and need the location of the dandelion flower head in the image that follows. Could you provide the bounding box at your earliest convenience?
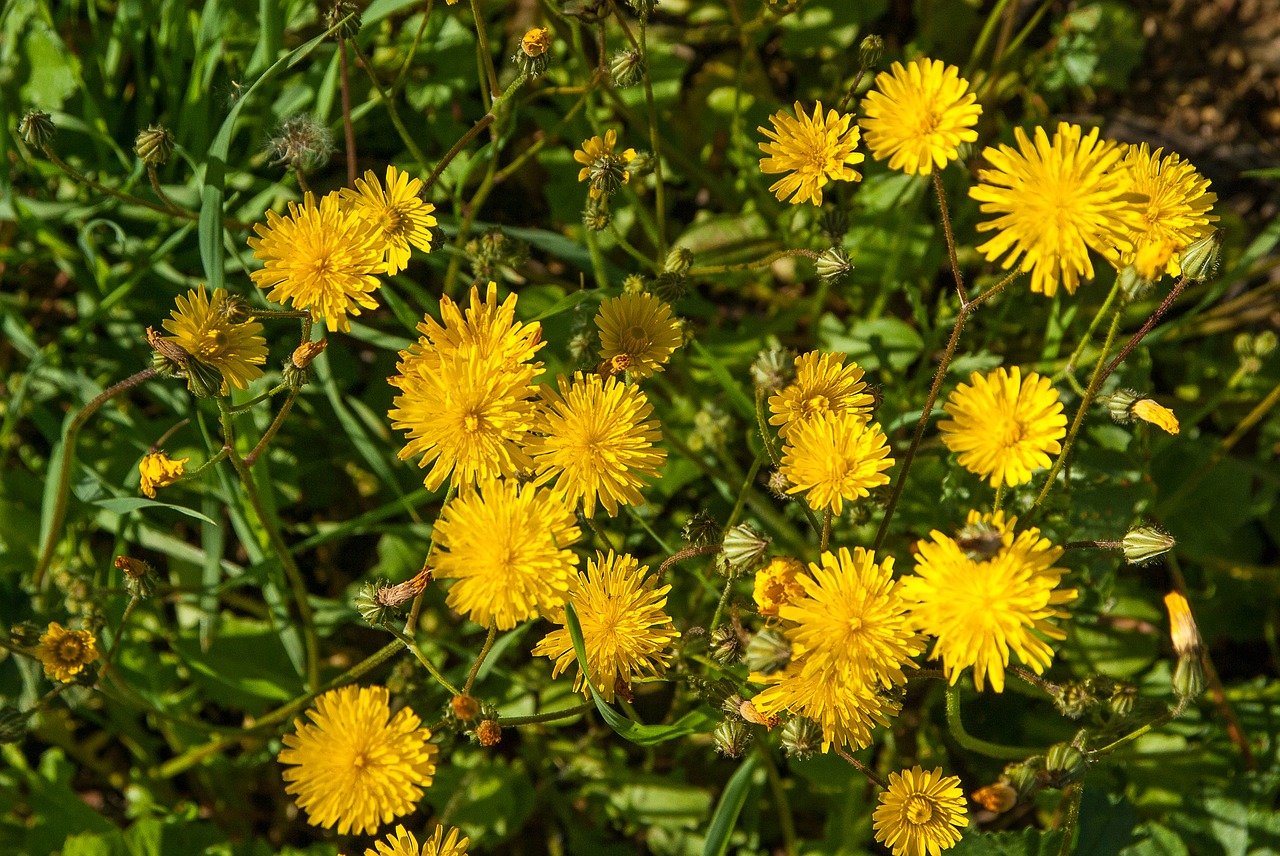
[401,281,545,375]
[750,664,901,752]
[340,166,437,276]
[872,766,968,856]
[139,452,188,499]
[902,510,1076,692]
[780,412,894,515]
[769,350,874,439]
[277,685,437,835]
[533,551,680,703]
[938,366,1065,487]
[969,123,1144,296]
[35,621,99,683]
[365,824,470,856]
[248,191,385,332]
[858,58,982,176]
[430,478,581,630]
[526,372,665,517]
[161,285,267,391]
[753,556,808,618]
[595,292,682,379]
[758,101,864,205]
[575,130,636,200]
[1117,143,1218,277]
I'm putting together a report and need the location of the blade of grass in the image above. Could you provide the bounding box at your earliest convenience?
[702,751,760,856]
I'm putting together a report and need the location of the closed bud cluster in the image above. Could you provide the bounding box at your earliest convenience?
[713,718,752,758]
[815,246,853,285]
[664,246,693,276]
[780,716,822,759]
[134,125,174,167]
[1179,229,1223,283]
[681,511,720,547]
[267,114,334,171]
[750,348,795,394]
[19,109,55,148]
[611,49,645,88]
[743,627,791,675]
[709,625,742,665]
[1122,525,1175,565]
[114,556,157,600]
[721,523,770,574]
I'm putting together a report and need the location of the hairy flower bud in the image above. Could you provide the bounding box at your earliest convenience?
[19,109,55,148]
[721,523,770,573]
[682,511,720,547]
[134,125,174,167]
[750,348,795,394]
[859,35,884,70]
[1179,229,1223,284]
[1122,525,1175,565]
[744,627,792,676]
[815,246,853,285]
[611,49,645,88]
[713,718,752,758]
[268,114,334,171]
[664,246,694,276]
[1044,743,1089,787]
[780,716,822,759]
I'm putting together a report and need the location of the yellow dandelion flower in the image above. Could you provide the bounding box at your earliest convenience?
[780,547,923,688]
[1117,143,1218,277]
[769,350,874,439]
[752,556,808,618]
[902,511,1076,692]
[389,345,539,491]
[872,766,968,856]
[34,621,99,683]
[858,58,982,176]
[938,366,1066,488]
[751,664,901,752]
[277,685,437,835]
[575,130,636,200]
[400,281,545,376]
[340,166,437,276]
[594,292,682,379]
[365,824,470,856]
[161,285,267,392]
[533,551,680,703]
[527,372,665,517]
[1132,398,1179,435]
[248,191,385,332]
[139,451,188,498]
[758,101,864,205]
[780,412,894,515]
[969,123,1144,296]
[431,478,581,630]
[1163,591,1202,658]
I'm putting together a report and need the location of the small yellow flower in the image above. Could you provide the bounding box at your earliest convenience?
[858,58,982,176]
[758,101,864,205]
[594,292,682,379]
[161,285,268,392]
[533,551,680,703]
[34,622,99,683]
[575,130,636,200]
[278,685,437,835]
[340,166,437,276]
[1132,398,1179,435]
[1164,592,1202,658]
[248,191,386,332]
[752,556,807,618]
[1117,143,1218,277]
[872,766,968,856]
[938,366,1066,487]
[769,350,874,440]
[365,824,470,856]
[521,27,551,57]
[780,412,894,515]
[139,452,188,498]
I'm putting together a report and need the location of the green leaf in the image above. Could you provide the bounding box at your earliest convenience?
[92,496,219,526]
[1077,788,1141,856]
[563,602,718,745]
[690,341,755,422]
[701,752,759,856]
[950,829,1065,855]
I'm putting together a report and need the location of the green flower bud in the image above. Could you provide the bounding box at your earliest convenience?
[627,150,656,178]
[721,523,770,574]
[1179,229,1223,284]
[1105,389,1141,424]
[664,246,694,276]
[751,348,795,394]
[1173,653,1206,698]
[582,198,612,232]
[815,246,853,285]
[0,706,30,744]
[324,0,362,39]
[687,675,736,709]
[709,625,743,665]
[134,125,174,167]
[1044,743,1089,787]
[652,271,688,304]
[780,716,823,759]
[713,718,752,758]
[611,49,645,88]
[1117,264,1155,303]
[355,581,398,627]
[743,627,792,676]
[1004,757,1046,800]
[682,511,721,547]
[819,207,848,241]
[19,109,55,148]
[1122,525,1175,565]
[859,35,884,70]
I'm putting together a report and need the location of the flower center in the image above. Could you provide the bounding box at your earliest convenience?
[620,325,651,355]
[379,206,405,237]
[994,413,1026,448]
[905,795,935,824]
[801,394,830,417]
[197,328,230,359]
[56,638,85,663]
[915,107,941,139]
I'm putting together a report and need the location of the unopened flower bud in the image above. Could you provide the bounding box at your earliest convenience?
[19,109,55,148]
[815,246,853,285]
[1117,264,1155,303]
[622,274,647,294]
[9,621,41,648]
[780,716,822,759]
[682,511,720,547]
[627,150,656,177]
[1164,592,1202,659]
[652,271,687,304]
[134,125,174,167]
[819,208,848,241]
[1173,652,1206,698]
[1052,680,1093,719]
[709,625,742,664]
[750,348,795,394]
[687,675,736,709]
[713,718,752,758]
[859,35,884,70]
[624,0,657,19]
[721,523,770,573]
[114,556,157,599]
[1044,743,1089,787]
[355,581,398,627]
[971,782,1018,813]
[611,49,645,88]
[744,627,792,676]
[476,718,502,746]
[292,340,327,370]
[582,197,612,232]
[1122,526,1175,565]
[1004,757,1046,800]
[1109,682,1137,718]
[1179,229,1223,284]
[451,694,481,721]
[1105,389,1140,424]
[216,294,252,323]
[664,246,693,276]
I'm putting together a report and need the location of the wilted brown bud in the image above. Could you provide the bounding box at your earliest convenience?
[476,718,502,746]
[451,694,481,721]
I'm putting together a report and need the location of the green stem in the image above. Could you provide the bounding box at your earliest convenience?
[1059,280,1121,382]
[754,388,782,468]
[218,399,320,690]
[835,746,888,788]
[499,700,595,726]
[243,390,297,467]
[725,450,765,531]
[993,482,1006,514]
[385,626,462,695]
[757,743,798,855]
[586,516,621,552]
[102,595,139,671]
[352,42,433,174]
[945,684,1038,759]
[1089,696,1189,758]
[1056,782,1083,856]
[423,112,495,195]
[820,509,832,553]
[464,624,498,694]
[1095,276,1191,389]
[35,368,158,587]
[146,165,185,215]
[709,572,738,632]
[469,0,501,100]
[873,273,1020,551]
[339,36,357,186]
[638,20,667,255]
[932,171,969,305]
[688,248,817,277]
[608,220,659,271]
